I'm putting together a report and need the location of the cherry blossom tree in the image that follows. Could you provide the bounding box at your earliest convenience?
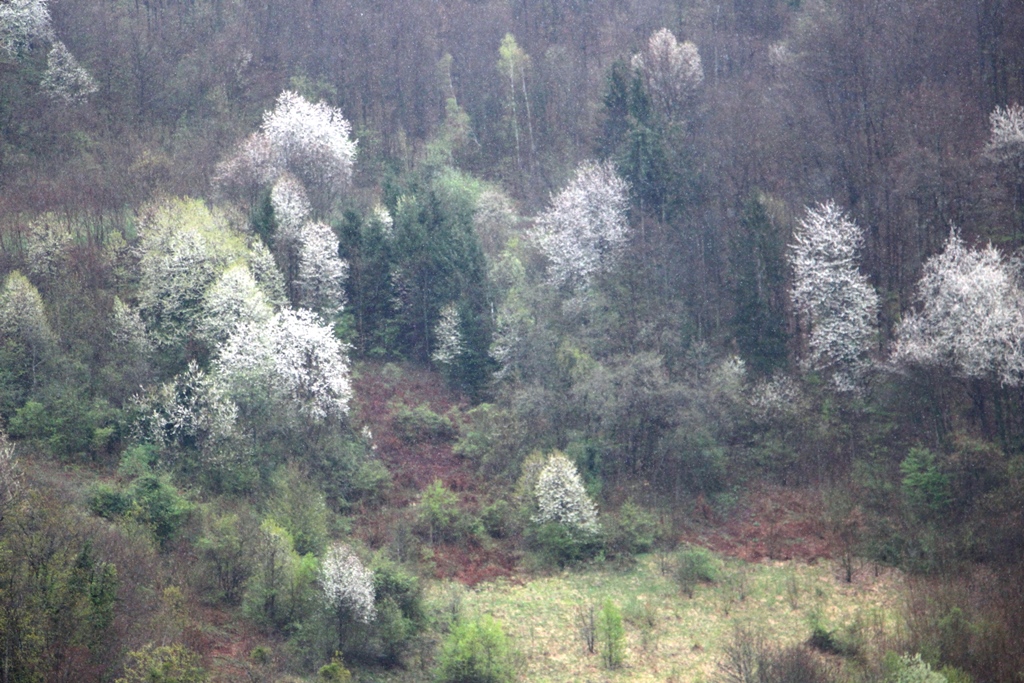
[270,173,311,241]
[320,543,376,624]
[130,361,238,463]
[39,41,97,105]
[530,161,630,291]
[216,91,357,214]
[631,28,703,121]
[198,264,274,348]
[789,201,879,392]
[0,0,52,58]
[431,303,463,368]
[0,430,21,519]
[0,271,55,390]
[295,221,347,315]
[534,452,600,534]
[893,230,1024,385]
[214,308,351,424]
[136,199,247,352]
[984,103,1024,167]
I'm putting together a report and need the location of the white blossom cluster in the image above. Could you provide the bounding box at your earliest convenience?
[296,221,347,315]
[893,230,1024,385]
[431,303,464,367]
[984,103,1024,167]
[533,453,600,534]
[261,91,357,198]
[215,90,356,211]
[40,41,97,105]
[631,28,703,120]
[215,308,352,422]
[530,160,629,291]
[198,264,273,347]
[23,215,72,281]
[0,0,52,58]
[270,173,312,240]
[789,201,879,392]
[747,374,802,423]
[320,544,376,624]
[0,430,21,515]
[131,361,238,458]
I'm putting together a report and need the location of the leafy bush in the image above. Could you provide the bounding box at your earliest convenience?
[417,479,462,544]
[434,615,514,683]
[392,404,458,443]
[675,545,720,597]
[597,599,625,669]
[130,473,196,548]
[527,521,601,568]
[116,644,208,683]
[604,501,657,561]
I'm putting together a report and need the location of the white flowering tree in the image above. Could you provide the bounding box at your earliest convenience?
[214,308,351,426]
[0,430,21,519]
[129,361,238,465]
[216,91,357,214]
[270,173,312,241]
[0,0,52,58]
[631,28,703,121]
[1,0,96,106]
[320,543,376,624]
[530,161,630,291]
[136,199,248,353]
[893,230,1024,385]
[198,264,274,348]
[39,41,97,105]
[295,221,348,315]
[0,271,55,392]
[431,303,463,369]
[534,452,600,534]
[789,201,879,392]
[984,103,1024,168]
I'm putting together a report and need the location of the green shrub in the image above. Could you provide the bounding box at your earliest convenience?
[392,405,457,443]
[597,599,625,669]
[88,482,134,519]
[434,615,514,683]
[416,479,482,544]
[130,473,195,549]
[674,545,720,597]
[268,465,329,557]
[116,643,208,683]
[604,501,657,561]
[527,521,601,568]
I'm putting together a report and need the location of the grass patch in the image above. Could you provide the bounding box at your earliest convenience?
[437,554,903,682]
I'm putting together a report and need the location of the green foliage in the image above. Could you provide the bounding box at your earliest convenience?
[242,519,319,632]
[604,501,657,561]
[130,473,196,549]
[434,615,514,683]
[416,479,480,544]
[366,557,424,664]
[901,447,951,519]
[88,471,194,549]
[116,643,208,683]
[393,405,458,443]
[268,465,330,556]
[195,506,259,605]
[0,495,120,681]
[318,656,353,682]
[675,545,721,597]
[597,599,625,669]
[885,653,948,683]
[527,521,601,568]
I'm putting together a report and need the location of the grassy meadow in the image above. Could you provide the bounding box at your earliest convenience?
[433,554,905,683]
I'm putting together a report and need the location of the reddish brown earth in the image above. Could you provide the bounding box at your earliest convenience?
[349,363,518,586]
[677,485,834,563]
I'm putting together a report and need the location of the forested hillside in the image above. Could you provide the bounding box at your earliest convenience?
[2,0,1024,681]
